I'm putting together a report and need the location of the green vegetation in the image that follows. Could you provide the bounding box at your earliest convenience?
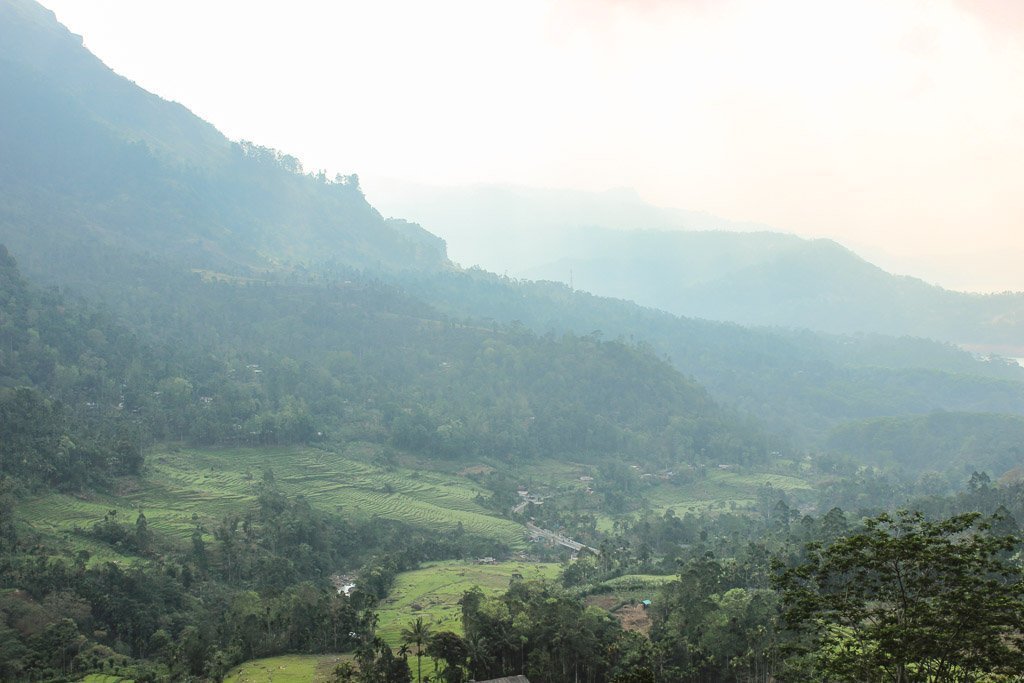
[827,411,1024,477]
[646,469,814,516]
[399,267,1024,446]
[17,445,525,554]
[375,561,560,645]
[597,574,676,591]
[2,3,1024,682]
[778,511,1024,681]
[224,654,346,683]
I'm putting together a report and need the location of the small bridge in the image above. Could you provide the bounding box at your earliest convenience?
[525,522,599,555]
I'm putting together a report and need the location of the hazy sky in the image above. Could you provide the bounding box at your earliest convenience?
[41,0,1024,292]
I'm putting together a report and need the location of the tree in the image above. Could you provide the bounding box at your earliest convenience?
[401,617,432,683]
[425,631,467,683]
[777,510,1024,682]
[135,510,152,552]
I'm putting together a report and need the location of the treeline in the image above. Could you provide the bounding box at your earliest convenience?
[826,411,1024,477]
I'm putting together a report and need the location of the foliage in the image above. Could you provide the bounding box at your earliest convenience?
[776,510,1024,682]
[397,268,1024,447]
[827,412,1024,477]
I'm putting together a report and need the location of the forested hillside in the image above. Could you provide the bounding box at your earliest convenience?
[397,268,1024,448]
[826,412,1024,476]
[0,0,447,292]
[0,242,768,480]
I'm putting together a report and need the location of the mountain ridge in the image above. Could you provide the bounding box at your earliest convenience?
[0,0,449,287]
[370,181,1024,347]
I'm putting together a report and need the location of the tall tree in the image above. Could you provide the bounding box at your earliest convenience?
[777,510,1024,682]
[401,617,432,683]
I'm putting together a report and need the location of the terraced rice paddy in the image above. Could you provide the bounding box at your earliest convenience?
[224,654,348,682]
[375,559,561,646]
[17,445,526,562]
[646,469,814,516]
[598,574,677,590]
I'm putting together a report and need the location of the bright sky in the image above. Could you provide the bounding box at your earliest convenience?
[40,0,1024,292]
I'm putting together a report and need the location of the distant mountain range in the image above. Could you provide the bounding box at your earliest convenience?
[370,182,1024,352]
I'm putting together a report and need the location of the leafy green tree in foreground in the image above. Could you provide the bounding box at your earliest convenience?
[777,510,1024,682]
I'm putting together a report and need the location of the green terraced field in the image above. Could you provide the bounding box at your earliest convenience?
[224,654,348,683]
[375,560,562,646]
[646,469,814,516]
[18,445,527,562]
[599,574,677,590]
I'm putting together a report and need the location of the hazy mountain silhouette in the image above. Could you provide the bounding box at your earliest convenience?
[0,0,447,291]
[371,181,1024,351]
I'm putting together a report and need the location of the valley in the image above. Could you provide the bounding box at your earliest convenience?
[1,2,1023,681]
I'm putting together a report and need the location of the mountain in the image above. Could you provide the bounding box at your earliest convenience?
[370,181,1024,350]
[0,0,448,293]
[524,228,1024,348]
[367,180,772,275]
[1,0,1023,460]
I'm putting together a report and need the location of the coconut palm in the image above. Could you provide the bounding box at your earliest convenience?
[401,617,432,683]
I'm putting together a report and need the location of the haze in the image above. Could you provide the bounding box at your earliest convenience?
[41,0,1024,293]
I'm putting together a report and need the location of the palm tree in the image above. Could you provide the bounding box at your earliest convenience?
[463,632,494,680]
[401,617,432,683]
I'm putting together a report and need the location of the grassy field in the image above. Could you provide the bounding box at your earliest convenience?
[375,559,561,646]
[223,654,349,683]
[17,445,527,563]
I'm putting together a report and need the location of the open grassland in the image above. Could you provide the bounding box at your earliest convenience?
[17,445,526,563]
[223,654,350,683]
[375,560,561,646]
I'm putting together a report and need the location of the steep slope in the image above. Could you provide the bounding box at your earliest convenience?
[0,0,447,289]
